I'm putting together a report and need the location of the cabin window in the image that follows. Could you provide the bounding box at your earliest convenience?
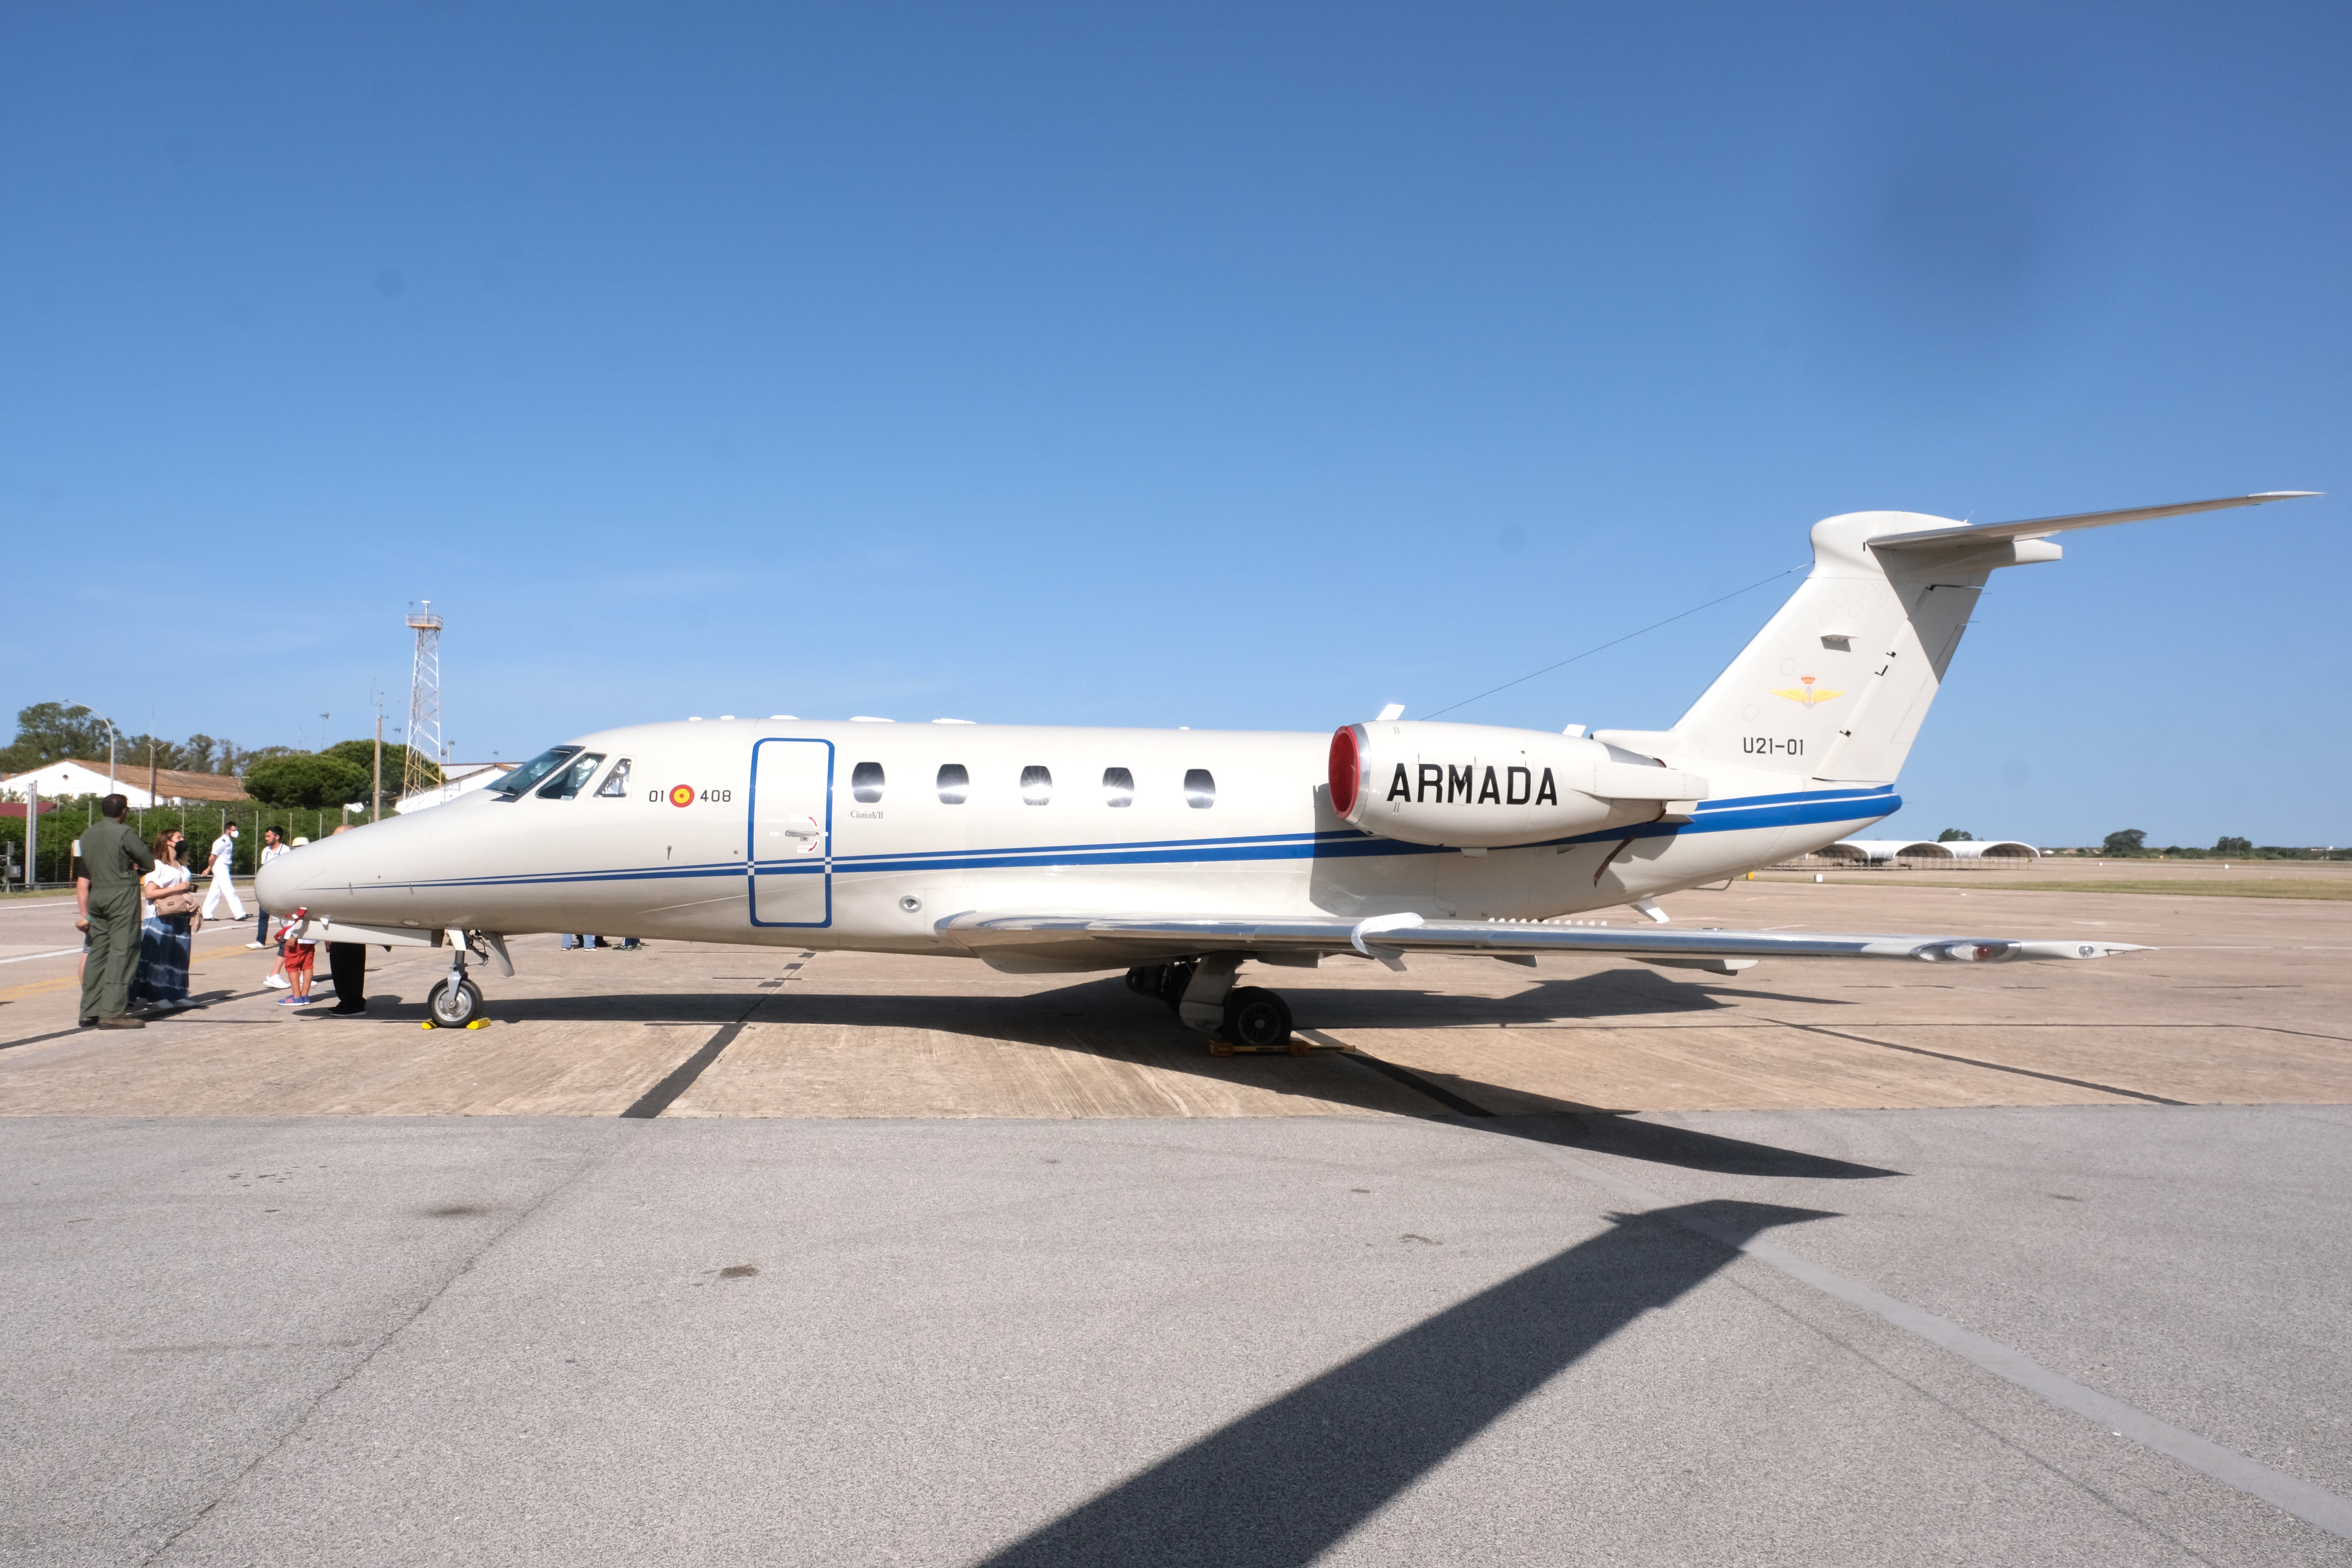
[1021,765,1053,805]
[594,758,632,798]
[1102,767,1134,807]
[495,745,581,799]
[536,752,607,801]
[936,764,969,804]
[1184,768,1216,809]
[851,762,885,804]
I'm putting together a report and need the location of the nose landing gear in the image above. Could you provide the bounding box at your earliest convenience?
[426,975,484,1028]
[424,929,505,1028]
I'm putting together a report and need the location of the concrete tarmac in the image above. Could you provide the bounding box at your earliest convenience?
[1,878,2348,1564]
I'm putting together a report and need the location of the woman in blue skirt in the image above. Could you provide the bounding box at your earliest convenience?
[132,831,197,1012]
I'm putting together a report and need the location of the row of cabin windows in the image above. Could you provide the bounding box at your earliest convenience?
[850,763,1214,808]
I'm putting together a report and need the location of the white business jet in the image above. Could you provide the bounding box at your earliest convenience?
[262,492,2314,1034]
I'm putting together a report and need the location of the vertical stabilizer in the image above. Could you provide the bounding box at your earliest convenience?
[1603,512,2022,784]
[1594,491,2311,787]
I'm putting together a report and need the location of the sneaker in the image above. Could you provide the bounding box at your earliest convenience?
[279,995,311,1007]
[246,940,266,949]
[264,974,291,989]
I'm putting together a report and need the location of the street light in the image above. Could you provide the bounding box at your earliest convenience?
[64,703,122,795]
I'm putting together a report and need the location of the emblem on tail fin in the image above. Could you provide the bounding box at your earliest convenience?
[1770,674,1844,707]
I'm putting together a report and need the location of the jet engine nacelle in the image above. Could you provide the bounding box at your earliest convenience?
[1328,720,1710,849]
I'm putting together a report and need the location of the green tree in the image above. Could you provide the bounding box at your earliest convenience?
[322,739,442,793]
[1936,828,1975,842]
[2101,828,2148,856]
[2213,835,2252,856]
[243,753,370,809]
[0,702,114,772]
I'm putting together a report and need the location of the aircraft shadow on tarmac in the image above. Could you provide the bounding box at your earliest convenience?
[402,975,1897,1182]
[975,1199,1838,1568]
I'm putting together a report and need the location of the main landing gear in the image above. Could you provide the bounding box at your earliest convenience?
[1126,957,1297,1052]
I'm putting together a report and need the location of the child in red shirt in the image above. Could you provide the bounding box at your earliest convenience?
[277,910,318,1006]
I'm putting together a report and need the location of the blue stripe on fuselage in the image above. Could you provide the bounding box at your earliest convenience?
[389,785,1898,890]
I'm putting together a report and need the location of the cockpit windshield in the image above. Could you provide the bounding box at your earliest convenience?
[536,752,607,801]
[495,745,582,799]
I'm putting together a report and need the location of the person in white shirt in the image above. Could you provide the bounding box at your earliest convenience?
[132,832,198,1012]
[251,827,289,951]
[200,822,247,922]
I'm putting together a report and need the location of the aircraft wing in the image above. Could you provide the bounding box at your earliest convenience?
[934,910,2147,970]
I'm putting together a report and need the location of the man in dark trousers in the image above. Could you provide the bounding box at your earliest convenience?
[78,795,154,1029]
[324,823,368,1016]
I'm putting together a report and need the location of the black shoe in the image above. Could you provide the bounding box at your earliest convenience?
[328,1003,367,1015]
[79,1017,98,1028]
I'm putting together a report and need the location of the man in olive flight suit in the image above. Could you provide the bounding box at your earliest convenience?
[78,794,155,1029]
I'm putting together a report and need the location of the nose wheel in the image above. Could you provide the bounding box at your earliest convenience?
[426,977,484,1028]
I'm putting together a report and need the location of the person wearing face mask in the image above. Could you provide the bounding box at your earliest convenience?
[131,829,199,1014]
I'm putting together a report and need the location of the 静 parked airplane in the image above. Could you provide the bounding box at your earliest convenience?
[260,491,2316,1035]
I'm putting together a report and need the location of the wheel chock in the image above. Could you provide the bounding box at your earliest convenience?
[1207,1035,1353,1057]
[421,1020,435,1030]
[465,1018,490,1029]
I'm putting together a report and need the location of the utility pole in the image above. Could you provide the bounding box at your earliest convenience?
[373,712,384,824]
[25,780,37,890]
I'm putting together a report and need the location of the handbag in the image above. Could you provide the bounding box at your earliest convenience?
[152,887,201,917]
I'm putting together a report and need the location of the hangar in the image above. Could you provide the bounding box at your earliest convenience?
[1821,839,2040,866]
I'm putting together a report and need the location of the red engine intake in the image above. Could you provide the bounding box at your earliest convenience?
[1328,726,1361,816]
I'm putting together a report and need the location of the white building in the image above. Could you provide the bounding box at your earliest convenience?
[395,761,516,813]
[1824,839,2040,865]
[1,757,250,809]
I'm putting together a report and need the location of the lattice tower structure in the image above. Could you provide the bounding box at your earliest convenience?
[404,602,444,802]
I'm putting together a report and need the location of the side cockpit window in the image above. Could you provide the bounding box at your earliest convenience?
[536,752,608,800]
[496,745,582,799]
[595,758,632,798]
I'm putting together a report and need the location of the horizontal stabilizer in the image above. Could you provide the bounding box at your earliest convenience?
[936,910,2148,966]
[1869,491,2318,551]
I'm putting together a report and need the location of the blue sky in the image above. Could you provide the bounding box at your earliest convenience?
[2,2,2344,846]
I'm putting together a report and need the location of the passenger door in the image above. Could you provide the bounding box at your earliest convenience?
[749,738,833,927]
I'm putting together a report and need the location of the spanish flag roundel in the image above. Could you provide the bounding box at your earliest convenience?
[668,785,695,807]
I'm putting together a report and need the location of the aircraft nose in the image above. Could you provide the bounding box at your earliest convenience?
[255,829,367,913]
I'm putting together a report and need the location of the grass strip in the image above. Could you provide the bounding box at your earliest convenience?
[1758,876,2352,901]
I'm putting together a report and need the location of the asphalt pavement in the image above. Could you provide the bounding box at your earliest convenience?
[4,1105,2348,1567]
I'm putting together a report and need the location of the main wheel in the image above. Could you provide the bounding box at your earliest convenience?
[1222,987,1292,1050]
[426,977,483,1028]
[1125,965,1164,997]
